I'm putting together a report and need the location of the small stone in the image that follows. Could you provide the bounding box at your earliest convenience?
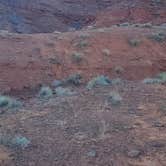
[127,149,141,158]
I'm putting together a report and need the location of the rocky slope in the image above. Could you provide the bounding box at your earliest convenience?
[0,0,165,33]
[0,25,166,93]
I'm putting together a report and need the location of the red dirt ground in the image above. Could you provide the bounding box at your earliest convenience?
[0,26,166,93]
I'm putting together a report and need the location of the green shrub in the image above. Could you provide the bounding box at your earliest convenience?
[86,75,111,90]
[156,72,166,83]
[38,86,53,99]
[108,91,122,106]
[142,72,166,84]
[0,134,30,149]
[71,52,83,63]
[65,74,82,86]
[0,95,22,111]
[114,66,124,74]
[151,0,163,4]
[11,136,30,149]
[76,40,89,48]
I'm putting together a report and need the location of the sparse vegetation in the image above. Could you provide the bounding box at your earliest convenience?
[0,95,22,111]
[86,75,111,90]
[38,86,53,99]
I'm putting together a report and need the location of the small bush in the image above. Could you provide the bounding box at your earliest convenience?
[55,87,76,96]
[76,40,89,48]
[38,86,53,99]
[114,66,124,74]
[150,33,166,42]
[11,136,30,149]
[142,72,166,84]
[108,91,122,106]
[0,95,22,111]
[86,75,111,90]
[128,39,141,47]
[0,134,30,149]
[71,52,83,63]
[65,74,82,86]
[156,72,166,83]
